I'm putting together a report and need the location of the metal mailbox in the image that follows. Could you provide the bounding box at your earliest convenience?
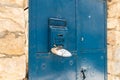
[29,0,107,80]
[49,18,68,49]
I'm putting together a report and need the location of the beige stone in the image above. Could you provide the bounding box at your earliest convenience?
[108,1,120,18]
[24,9,28,63]
[113,76,120,80]
[107,0,120,6]
[0,32,25,55]
[107,74,111,80]
[107,47,113,60]
[0,6,25,32]
[107,30,116,46]
[107,1,120,79]
[115,31,120,46]
[0,54,6,58]
[24,0,28,9]
[0,0,24,8]
[108,60,113,74]
[116,20,120,31]
[116,26,120,31]
[0,55,26,80]
[24,9,28,24]
[0,18,24,32]
[113,47,120,61]
[107,18,120,29]
[111,61,120,75]
[108,74,120,80]
[108,74,113,80]
[0,0,27,80]
[0,6,25,56]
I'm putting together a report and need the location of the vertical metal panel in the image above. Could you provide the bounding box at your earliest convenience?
[77,0,107,51]
[76,0,107,80]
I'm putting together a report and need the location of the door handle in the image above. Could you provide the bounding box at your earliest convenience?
[81,68,86,80]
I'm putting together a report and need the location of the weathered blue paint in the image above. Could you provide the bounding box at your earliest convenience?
[29,0,107,80]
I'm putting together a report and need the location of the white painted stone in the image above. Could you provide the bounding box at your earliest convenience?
[0,55,26,80]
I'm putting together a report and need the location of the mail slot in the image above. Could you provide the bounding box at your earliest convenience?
[49,18,68,50]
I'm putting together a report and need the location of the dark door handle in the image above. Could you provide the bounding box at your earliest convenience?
[81,69,86,80]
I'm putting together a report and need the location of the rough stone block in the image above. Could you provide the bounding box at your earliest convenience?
[107,74,113,80]
[0,6,25,32]
[114,47,120,62]
[111,61,120,75]
[108,60,113,74]
[107,30,116,46]
[0,55,26,80]
[0,54,6,58]
[108,74,120,80]
[0,0,25,8]
[108,1,120,18]
[107,18,120,29]
[107,47,113,60]
[23,0,28,9]
[115,31,120,46]
[0,32,25,55]
[24,9,28,63]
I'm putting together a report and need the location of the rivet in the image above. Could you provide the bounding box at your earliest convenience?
[88,15,91,18]
[81,37,84,41]
[41,63,46,70]
[69,60,73,65]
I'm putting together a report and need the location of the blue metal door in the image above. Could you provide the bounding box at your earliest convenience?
[29,0,107,80]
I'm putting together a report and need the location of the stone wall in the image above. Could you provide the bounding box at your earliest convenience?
[0,0,28,80]
[107,0,120,80]
[0,0,120,80]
